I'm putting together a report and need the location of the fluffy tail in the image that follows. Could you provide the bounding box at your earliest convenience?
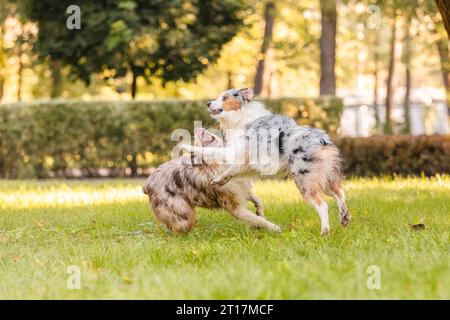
[313,144,343,188]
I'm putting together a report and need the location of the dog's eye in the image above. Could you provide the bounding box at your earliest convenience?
[222,95,229,101]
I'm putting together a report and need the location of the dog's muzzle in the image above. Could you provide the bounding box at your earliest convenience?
[208,104,223,116]
[206,101,223,116]
[209,108,223,116]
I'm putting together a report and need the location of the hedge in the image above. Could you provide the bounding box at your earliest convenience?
[336,135,450,177]
[0,97,343,178]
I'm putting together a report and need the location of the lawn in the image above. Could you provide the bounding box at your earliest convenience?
[0,177,449,299]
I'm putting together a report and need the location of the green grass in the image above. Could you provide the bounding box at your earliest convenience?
[0,177,449,299]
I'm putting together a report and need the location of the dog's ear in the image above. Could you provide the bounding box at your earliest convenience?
[240,88,255,101]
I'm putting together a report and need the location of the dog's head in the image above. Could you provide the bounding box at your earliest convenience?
[194,127,223,147]
[206,88,255,121]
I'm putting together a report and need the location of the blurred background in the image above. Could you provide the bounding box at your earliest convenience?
[0,0,449,178]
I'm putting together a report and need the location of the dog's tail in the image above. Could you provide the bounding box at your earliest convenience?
[294,143,343,195]
[313,144,343,187]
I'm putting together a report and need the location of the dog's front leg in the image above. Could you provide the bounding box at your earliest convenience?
[211,164,249,186]
[180,144,229,163]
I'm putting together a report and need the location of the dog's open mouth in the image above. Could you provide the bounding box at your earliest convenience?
[210,108,223,116]
[196,129,218,147]
[201,134,216,147]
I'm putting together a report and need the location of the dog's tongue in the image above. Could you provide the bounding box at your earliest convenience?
[202,133,214,146]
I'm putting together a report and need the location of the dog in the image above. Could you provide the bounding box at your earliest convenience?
[181,88,350,236]
[143,127,280,233]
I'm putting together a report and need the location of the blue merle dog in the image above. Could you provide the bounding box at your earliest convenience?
[181,88,350,236]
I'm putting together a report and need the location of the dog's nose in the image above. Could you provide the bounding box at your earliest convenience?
[207,101,212,108]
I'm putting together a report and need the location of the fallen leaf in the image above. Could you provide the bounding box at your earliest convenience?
[122,276,133,284]
[33,220,44,228]
[410,217,426,231]
[410,223,425,231]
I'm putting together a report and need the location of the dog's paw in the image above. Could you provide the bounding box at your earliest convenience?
[271,224,282,233]
[340,212,351,227]
[210,176,225,186]
[321,227,330,237]
[211,175,231,186]
[180,144,194,153]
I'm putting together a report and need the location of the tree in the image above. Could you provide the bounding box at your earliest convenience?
[435,0,450,39]
[49,59,63,98]
[14,20,35,102]
[1,2,35,102]
[373,32,382,132]
[0,0,14,102]
[374,0,424,134]
[384,10,401,134]
[319,0,337,96]
[436,37,450,106]
[432,10,449,108]
[427,0,450,107]
[253,1,276,97]
[0,19,5,103]
[21,0,248,99]
[402,15,413,134]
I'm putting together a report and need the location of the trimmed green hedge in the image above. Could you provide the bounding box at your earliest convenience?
[2,98,448,178]
[0,97,343,178]
[336,135,450,177]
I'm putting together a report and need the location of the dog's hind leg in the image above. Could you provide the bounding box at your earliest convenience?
[248,193,264,217]
[307,195,330,236]
[292,174,330,236]
[151,199,196,233]
[326,182,350,227]
[230,206,280,232]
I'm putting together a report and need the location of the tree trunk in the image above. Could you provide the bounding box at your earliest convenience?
[403,18,412,134]
[385,13,400,134]
[0,77,3,102]
[17,43,23,102]
[50,59,63,98]
[435,0,450,39]
[0,22,4,103]
[319,0,337,96]
[436,37,450,106]
[253,1,275,97]
[267,70,274,97]
[226,70,234,89]
[403,67,412,134]
[128,65,139,175]
[130,66,138,99]
[129,154,138,177]
[373,33,381,133]
[373,61,380,133]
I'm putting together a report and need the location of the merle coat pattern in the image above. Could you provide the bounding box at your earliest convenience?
[143,128,280,233]
[181,88,350,235]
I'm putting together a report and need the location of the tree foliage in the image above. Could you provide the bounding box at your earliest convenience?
[21,0,249,97]
[0,97,342,178]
